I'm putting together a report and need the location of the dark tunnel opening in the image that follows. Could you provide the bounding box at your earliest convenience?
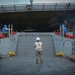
[0,11,75,32]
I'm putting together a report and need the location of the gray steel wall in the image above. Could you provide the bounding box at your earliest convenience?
[53,34,73,56]
[0,38,10,55]
[0,34,18,56]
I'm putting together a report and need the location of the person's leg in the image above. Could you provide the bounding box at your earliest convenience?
[36,51,38,64]
[39,51,42,64]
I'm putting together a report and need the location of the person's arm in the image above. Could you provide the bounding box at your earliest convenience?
[41,44,43,48]
[6,28,9,30]
[41,43,43,51]
[41,42,43,49]
[34,44,36,48]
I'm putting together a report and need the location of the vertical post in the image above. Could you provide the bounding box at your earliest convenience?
[60,25,61,36]
[72,41,74,54]
[0,27,2,35]
[8,24,10,38]
[74,37,75,54]
[11,24,13,36]
[62,25,64,56]
[72,37,75,54]
[63,24,64,38]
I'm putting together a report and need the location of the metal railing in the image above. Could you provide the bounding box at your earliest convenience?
[0,3,75,13]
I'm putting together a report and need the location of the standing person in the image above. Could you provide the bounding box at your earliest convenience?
[2,25,8,32]
[34,37,43,64]
[64,25,68,37]
[2,25,9,37]
[61,23,67,37]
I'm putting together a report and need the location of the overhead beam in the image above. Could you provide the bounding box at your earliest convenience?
[55,3,57,9]
[14,5,16,11]
[43,4,45,11]
[65,3,71,9]
[1,5,5,12]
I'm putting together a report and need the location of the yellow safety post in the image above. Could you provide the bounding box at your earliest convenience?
[8,52,16,56]
[56,52,64,57]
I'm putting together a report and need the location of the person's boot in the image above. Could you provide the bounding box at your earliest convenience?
[36,59,38,64]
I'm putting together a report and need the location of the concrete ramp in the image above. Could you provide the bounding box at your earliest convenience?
[16,33,55,57]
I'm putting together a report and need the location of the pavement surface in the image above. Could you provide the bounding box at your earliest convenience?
[0,33,75,75]
[0,55,75,75]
